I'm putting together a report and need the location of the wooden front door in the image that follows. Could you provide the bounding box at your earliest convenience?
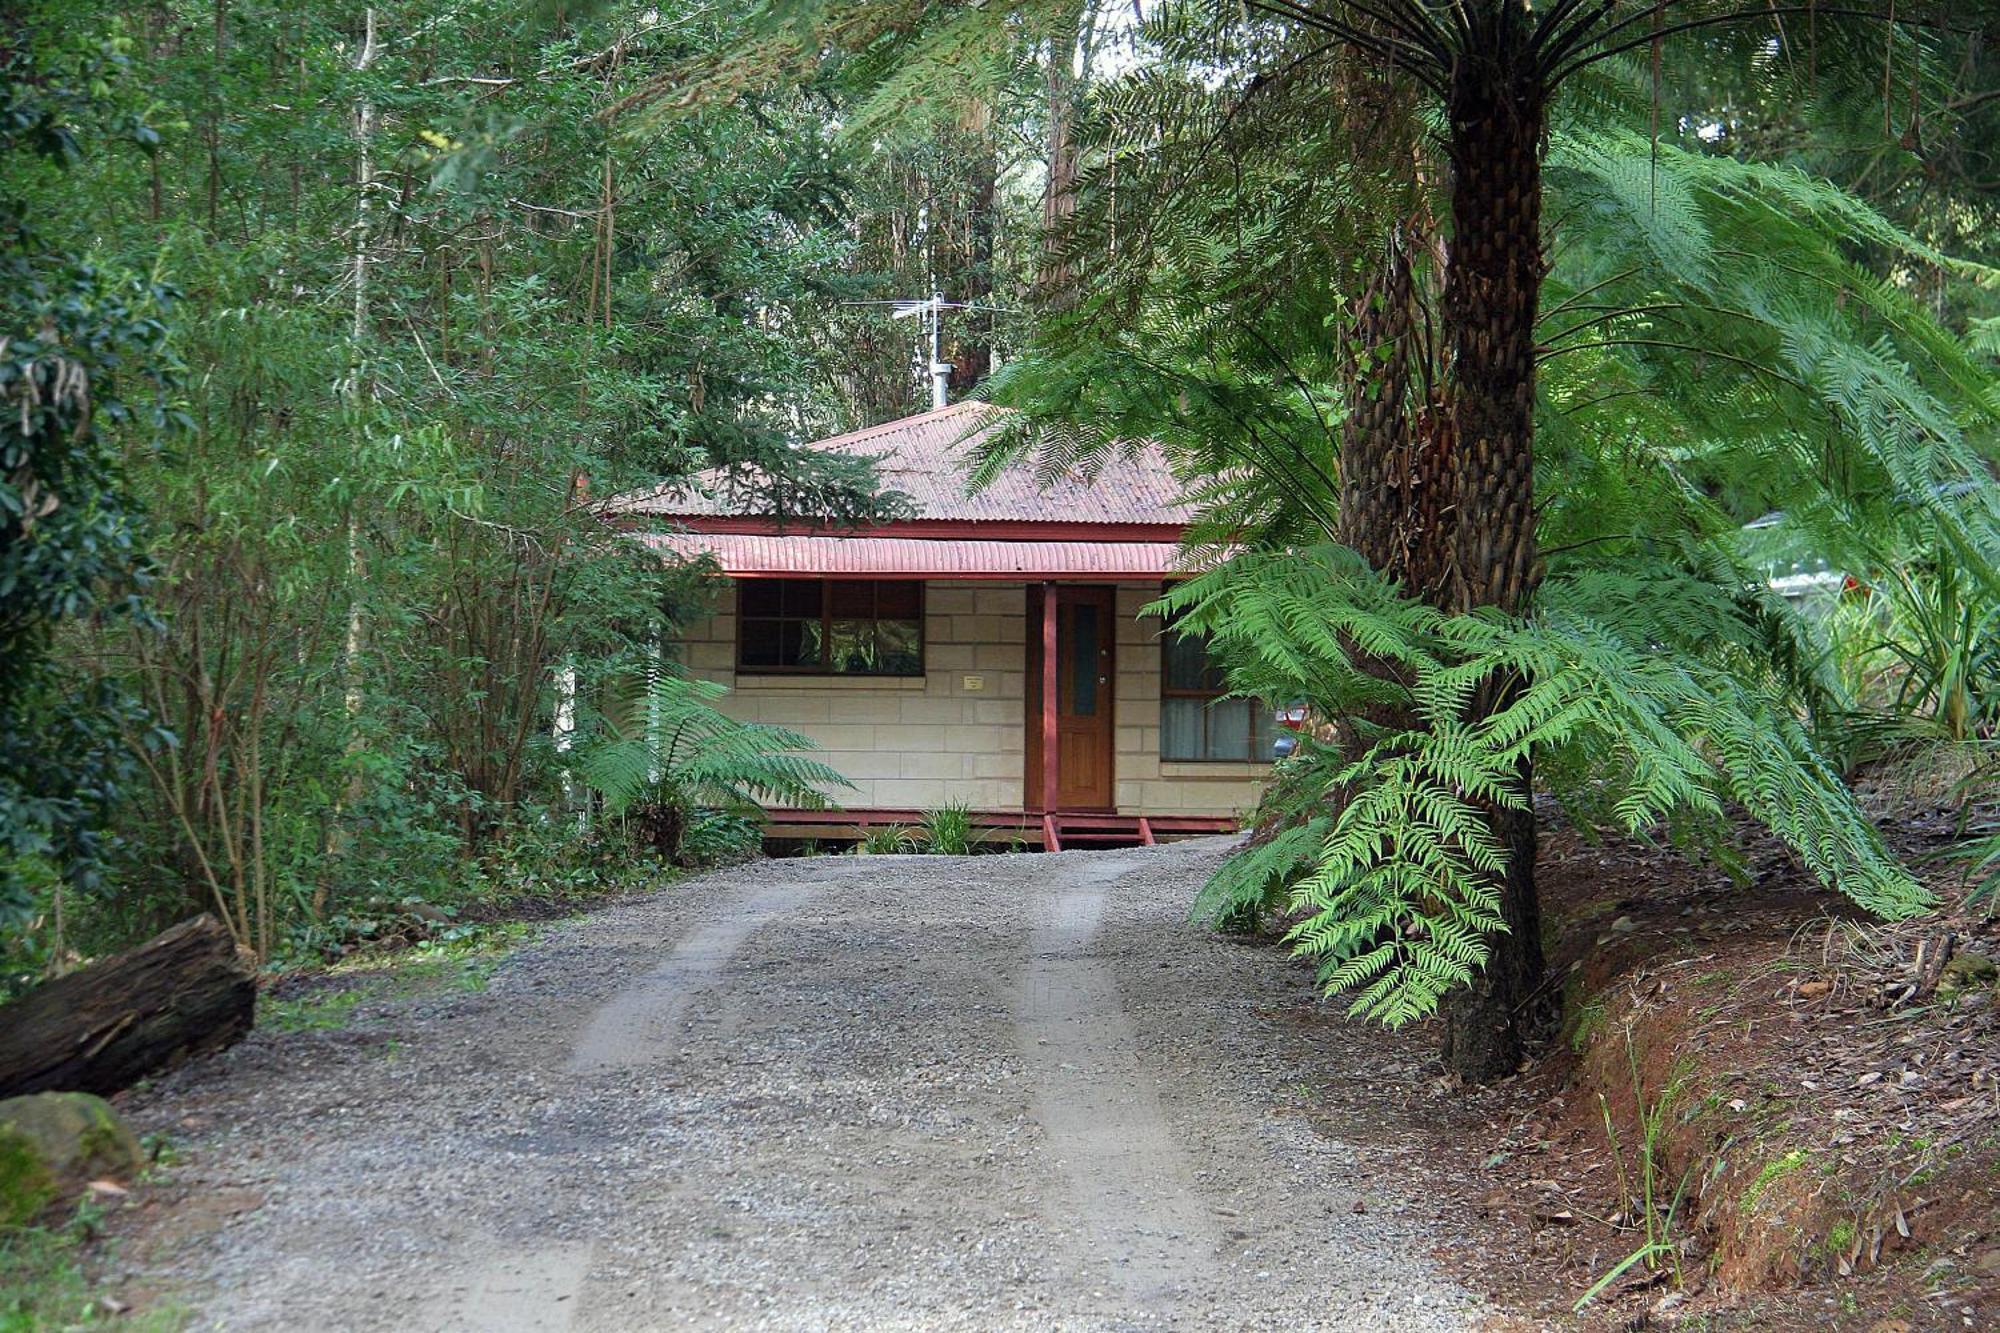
[1026,585,1116,811]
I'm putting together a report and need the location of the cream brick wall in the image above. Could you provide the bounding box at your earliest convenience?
[679,579,1268,819]
[682,582,1030,811]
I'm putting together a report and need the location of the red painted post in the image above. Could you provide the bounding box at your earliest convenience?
[1041,581,1059,817]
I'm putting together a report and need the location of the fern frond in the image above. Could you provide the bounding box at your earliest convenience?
[1181,542,1933,1025]
[574,671,853,818]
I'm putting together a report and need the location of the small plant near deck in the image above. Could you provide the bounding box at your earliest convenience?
[678,811,763,867]
[857,825,919,856]
[918,802,975,856]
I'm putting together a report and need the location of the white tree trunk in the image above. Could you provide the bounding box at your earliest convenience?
[323,10,379,893]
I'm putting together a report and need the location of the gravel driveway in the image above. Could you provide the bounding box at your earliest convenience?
[127,840,1484,1331]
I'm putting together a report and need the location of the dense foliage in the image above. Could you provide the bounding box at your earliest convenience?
[1,15,177,941]
[0,0,1041,979]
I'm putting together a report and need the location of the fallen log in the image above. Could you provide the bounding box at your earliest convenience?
[0,915,255,1098]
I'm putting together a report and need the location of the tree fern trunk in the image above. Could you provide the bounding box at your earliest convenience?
[1335,237,1453,789]
[1337,243,1416,576]
[1437,5,1548,1082]
[1337,239,1452,605]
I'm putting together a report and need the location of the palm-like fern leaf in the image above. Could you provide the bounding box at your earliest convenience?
[577,673,851,817]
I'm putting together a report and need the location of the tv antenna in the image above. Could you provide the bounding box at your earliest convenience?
[843,203,1012,411]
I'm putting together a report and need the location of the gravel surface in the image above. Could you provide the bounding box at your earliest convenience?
[125,840,1485,1331]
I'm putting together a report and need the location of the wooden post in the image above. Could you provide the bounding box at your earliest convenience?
[1041,581,1059,816]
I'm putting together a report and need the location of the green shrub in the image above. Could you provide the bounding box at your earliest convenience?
[578,675,850,864]
[858,825,919,855]
[919,802,974,856]
[678,811,763,866]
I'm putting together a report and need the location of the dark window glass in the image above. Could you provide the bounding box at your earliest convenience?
[783,580,822,617]
[828,581,873,618]
[1071,604,1099,716]
[1163,632,1224,692]
[739,618,782,667]
[1160,617,1271,762]
[789,619,818,667]
[735,580,924,677]
[875,581,922,619]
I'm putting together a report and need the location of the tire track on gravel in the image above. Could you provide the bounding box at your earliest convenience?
[567,876,809,1073]
[424,1241,595,1333]
[1014,851,1223,1312]
[427,869,816,1332]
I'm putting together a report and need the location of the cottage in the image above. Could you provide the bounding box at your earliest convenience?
[610,401,1272,849]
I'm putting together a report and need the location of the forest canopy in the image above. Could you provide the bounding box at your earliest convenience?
[1,0,1050,977]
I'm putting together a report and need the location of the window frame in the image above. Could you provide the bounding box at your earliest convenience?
[1159,617,1273,765]
[734,578,926,678]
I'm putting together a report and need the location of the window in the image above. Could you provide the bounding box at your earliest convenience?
[737,579,923,676]
[1161,626,1273,762]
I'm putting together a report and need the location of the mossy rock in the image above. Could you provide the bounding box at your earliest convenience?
[1939,952,1998,998]
[0,1092,144,1225]
[0,1122,54,1226]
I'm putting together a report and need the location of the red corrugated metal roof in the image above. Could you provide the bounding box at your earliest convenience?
[641,531,1190,580]
[611,402,1192,527]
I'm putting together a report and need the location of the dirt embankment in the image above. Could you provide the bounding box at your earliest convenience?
[1420,811,2000,1331]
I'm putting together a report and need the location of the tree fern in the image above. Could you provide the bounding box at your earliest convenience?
[962,32,1993,1033]
[1165,545,1932,1025]
[575,672,851,856]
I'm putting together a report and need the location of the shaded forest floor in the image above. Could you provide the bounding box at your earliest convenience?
[1349,799,2000,1331]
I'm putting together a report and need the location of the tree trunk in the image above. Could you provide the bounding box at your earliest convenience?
[1436,7,1548,1082]
[1337,239,1452,605]
[1333,236,1454,786]
[1038,7,1082,297]
[323,7,379,917]
[0,916,256,1098]
[952,133,998,390]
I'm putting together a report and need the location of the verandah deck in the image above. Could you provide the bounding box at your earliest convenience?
[757,807,1240,852]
